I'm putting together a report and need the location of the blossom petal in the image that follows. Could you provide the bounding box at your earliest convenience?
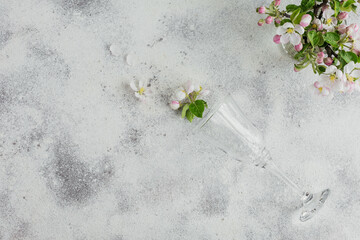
[130,81,138,91]
[276,26,287,35]
[138,80,144,88]
[325,65,337,74]
[283,22,294,29]
[280,33,290,44]
[351,70,360,78]
[344,62,355,74]
[289,33,301,45]
[294,25,304,35]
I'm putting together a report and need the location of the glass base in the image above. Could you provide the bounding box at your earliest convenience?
[299,189,330,222]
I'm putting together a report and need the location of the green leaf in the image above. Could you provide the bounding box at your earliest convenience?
[342,0,356,9]
[186,110,194,123]
[181,104,189,118]
[339,50,358,63]
[286,4,300,12]
[197,100,208,108]
[301,0,315,11]
[317,32,324,46]
[189,100,205,118]
[323,32,340,47]
[317,65,326,74]
[334,1,340,17]
[280,19,292,26]
[307,30,319,46]
[290,8,301,23]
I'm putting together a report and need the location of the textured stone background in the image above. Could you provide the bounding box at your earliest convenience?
[1,0,360,239]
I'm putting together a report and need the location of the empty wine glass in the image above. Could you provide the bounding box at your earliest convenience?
[195,93,330,222]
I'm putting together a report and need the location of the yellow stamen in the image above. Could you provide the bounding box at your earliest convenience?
[318,87,323,93]
[138,87,145,95]
[326,18,332,25]
[346,74,354,82]
[330,75,336,82]
[312,24,317,28]
[287,28,294,34]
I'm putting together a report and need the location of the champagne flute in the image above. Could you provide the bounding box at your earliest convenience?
[195,93,330,222]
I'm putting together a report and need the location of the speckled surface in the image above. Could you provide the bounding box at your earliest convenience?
[1,0,360,239]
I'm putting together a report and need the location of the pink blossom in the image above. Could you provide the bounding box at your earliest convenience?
[300,14,312,27]
[170,101,180,110]
[338,12,348,20]
[258,19,265,26]
[294,66,300,72]
[274,0,281,7]
[316,52,325,64]
[313,81,331,96]
[265,16,273,24]
[275,18,281,24]
[338,24,347,34]
[258,6,266,14]
[324,57,333,66]
[273,35,281,44]
[295,43,303,52]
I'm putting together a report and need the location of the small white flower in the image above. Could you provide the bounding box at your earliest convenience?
[342,61,360,92]
[313,81,332,97]
[323,9,337,31]
[276,22,304,46]
[320,65,345,92]
[175,88,186,101]
[312,19,323,31]
[184,80,195,94]
[130,79,151,100]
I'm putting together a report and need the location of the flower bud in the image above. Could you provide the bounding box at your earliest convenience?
[257,6,266,14]
[258,19,265,26]
[265,16,273,24]
[294,66,300,72]
[316,52,325,64]
[338,24,347,34]
[338,12,349,20]
[300,14,312,27]
[294,43,303,52]
[275,18,281,24]
[273,35,281,44]
[324,57,333,66]
[170,101,180,110]
[274,0,281,6]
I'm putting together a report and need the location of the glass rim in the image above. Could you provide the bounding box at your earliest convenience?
[194,93,232,131]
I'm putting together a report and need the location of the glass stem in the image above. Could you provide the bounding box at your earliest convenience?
[259,150,304,198]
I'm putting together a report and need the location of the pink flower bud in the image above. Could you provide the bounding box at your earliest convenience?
[258,19,265,26]
[338,12,348,20]
[265,16,273,24]
[275,18,281,24]
[324,57,333,66]
[295,43,303,52]
[294,66,300,72]
[300,14,312,27]
[317,52,325,58]
[258,6,266,14]
[314,81,320,88]
[274,0,281,6]
[338,24,347,34]
[316,52,325,64]
[273,35,281,44]
[170,101,180,110]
